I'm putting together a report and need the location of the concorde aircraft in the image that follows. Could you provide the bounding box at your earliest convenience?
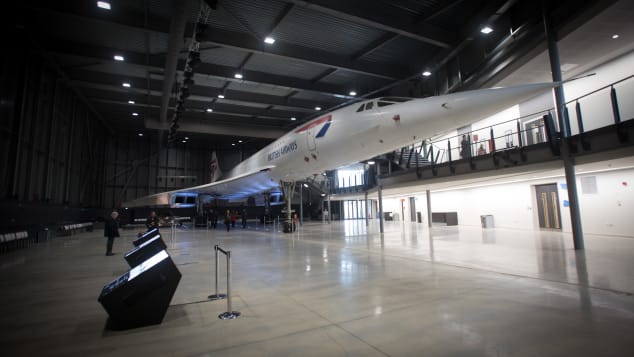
[122,82,557,217]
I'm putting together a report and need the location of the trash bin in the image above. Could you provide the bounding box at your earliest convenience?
[480,215,494,228]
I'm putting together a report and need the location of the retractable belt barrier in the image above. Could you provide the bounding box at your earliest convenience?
[208,244,240,320]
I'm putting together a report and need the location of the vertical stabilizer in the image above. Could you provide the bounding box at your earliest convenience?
[210,151,222,183]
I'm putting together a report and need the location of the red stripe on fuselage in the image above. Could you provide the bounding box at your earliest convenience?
[294,115,332,133]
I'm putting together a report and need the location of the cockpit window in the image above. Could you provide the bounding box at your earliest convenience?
[378,97,412,103]
[365,102,374,110]
[377,101,394,107]
[356,104,365,112]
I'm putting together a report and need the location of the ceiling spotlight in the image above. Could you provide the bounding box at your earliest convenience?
[422,71,431,77]
[315,106,321,111]
[132,112,139,116]
[97,1,111,10]
[367,161,375,165]
[185,137,189,140]
[218,94,225,99]
[238,140,243,143]
[234,73,243,79]
[349,91,357,96]
[206,108,213,113]
[290,117,296,121]
[138,133,144,137]
[182,140,187,143]
[231,143,236,146]
[113,55,124,61]
[612,34,620,39]
[480,26,493,34]
[321,193,326,197]
[303,183,308,188]
[264,36,276,44]
[128,100,135,104]
[122,82,131,88]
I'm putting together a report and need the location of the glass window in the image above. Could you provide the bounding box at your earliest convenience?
[377,101,395,107]
[365,102,374,110]
[356,104,364,112]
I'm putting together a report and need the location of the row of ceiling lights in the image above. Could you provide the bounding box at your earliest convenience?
[101,1,624,139]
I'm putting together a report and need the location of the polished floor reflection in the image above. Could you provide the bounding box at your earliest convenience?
[1,220,633,356]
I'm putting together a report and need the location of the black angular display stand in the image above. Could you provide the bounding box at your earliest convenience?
[124,235,167,268]
[133,228,160,247]
[98,250,181,330]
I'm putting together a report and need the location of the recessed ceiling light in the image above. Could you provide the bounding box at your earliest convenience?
[321,193,326,197]
[349,91,357,96]
[206,108,213,112]
[612,34,620,39]
[97,1,111,10]
[264,36,275,44]
[290,117,296,121]
[132,112,139,116]
[480,26,493,34]
[315,106,321,111]
[303,183,308,188]
[128,100,135,104]
[138,133,144,137]
[122,82,131,88]
[182,140,187,143]
[231,143,236,146]
[422,71,431,77]
[218,94,225,99]
[234,73,243,79]
[238,140,243,143]
[113,55,124,61]
[367,161,375,165]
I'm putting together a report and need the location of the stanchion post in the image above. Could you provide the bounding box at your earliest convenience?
[208,244,226,300]
[218,250,241,320]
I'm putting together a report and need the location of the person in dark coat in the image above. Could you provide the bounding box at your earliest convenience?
[241,208,248,228]
[224,209,231,232]
[460,135,471,159]
[146,210,160,232]
[104,211,120,256]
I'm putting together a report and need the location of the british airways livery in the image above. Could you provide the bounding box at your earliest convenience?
[122,82,556,211]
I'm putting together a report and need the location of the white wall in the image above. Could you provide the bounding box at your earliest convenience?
[383,166,634,237]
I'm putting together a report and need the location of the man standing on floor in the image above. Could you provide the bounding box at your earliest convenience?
[104,211,120,256]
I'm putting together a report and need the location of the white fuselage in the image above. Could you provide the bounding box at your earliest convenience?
[224,82,555,183]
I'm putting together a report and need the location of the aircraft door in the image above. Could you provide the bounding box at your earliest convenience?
[305,128,317,152]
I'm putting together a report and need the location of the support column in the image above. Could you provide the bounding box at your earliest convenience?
[544,10,584,250]
[426,189,432,228]
[365,191,369,226]
[377,176,384,234]
[300,183,303,226]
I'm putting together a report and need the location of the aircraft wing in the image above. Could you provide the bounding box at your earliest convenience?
[121,166,278,208]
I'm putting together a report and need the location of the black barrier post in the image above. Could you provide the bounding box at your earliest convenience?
[208,245,227,300]
[216,247,240,320]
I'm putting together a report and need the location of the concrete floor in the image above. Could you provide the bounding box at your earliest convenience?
[1,220,633,356]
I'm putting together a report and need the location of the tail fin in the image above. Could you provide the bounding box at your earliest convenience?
[210,151,222,183]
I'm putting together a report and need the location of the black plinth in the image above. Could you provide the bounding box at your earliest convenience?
[125,235,167,268]
[98,250,181,330]
[133,228,159,247]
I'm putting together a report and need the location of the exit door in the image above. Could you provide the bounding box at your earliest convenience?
[535,184,562,229]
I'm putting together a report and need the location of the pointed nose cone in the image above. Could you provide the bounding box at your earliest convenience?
[443,82,556,120]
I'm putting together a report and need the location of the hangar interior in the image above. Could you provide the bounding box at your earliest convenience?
[1,0,634,355]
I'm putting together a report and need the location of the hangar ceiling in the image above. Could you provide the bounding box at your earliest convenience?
[17,0,621,150]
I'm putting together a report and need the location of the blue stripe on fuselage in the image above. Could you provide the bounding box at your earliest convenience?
[315,122,331,138]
